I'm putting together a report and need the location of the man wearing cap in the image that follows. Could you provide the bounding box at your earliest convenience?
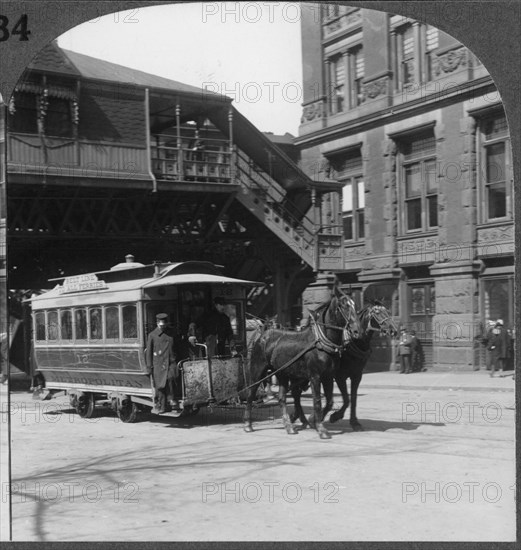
[480,319,496,371]
[397,327,413,374]
[145,313,178,413]
[489,319,511,377]
[200,297,236,357]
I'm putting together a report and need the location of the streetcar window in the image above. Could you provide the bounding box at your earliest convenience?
[60,310,73,341]
[105,306,120,341]
[89,307,103,341]
[47,310,58,341]
[35,312,46,342]
[74,309,88,341]
[122,305,138,340]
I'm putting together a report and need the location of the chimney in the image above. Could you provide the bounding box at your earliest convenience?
[125,254,135,263]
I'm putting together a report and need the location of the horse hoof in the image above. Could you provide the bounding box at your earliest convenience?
[351,423,364,432]
[319,430,332,440]
[285,426,298,435]
[329,412,342,424]
[243,425,253,433]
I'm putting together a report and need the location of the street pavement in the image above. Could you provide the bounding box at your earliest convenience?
[360,368,516,392]
[0,369,516,542]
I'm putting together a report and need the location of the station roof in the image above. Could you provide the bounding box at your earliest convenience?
[28,41,222,99]
[23,42,341,203]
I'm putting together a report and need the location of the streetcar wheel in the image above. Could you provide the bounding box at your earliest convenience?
[117,399,139,423]
[76,393,95,418]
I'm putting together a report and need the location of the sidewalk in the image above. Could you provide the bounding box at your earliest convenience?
[361,369,515,392]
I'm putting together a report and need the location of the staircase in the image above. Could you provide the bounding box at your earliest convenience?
[234,149,342,271]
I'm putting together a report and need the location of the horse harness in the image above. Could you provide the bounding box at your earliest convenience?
[215,298,357,405]
[240,300,353,396]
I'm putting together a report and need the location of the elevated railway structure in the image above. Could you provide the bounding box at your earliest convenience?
[6,41,343,325]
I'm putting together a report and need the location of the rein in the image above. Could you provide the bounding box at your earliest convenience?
[213,296,357,407]
[212,339,319,407]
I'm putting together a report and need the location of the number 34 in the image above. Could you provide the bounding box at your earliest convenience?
[0,14,31,41]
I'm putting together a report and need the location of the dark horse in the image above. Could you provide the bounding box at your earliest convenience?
[291,301,398,431]
[243,285,360,439]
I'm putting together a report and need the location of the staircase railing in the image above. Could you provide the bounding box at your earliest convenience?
[235,150,318,264]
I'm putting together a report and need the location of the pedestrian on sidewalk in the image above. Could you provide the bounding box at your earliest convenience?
[409,330,424,372]
[480,319,496,371]
[398,328,413,374]
[489,319,511,377]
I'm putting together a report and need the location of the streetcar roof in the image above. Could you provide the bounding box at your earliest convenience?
[30,271,261,309]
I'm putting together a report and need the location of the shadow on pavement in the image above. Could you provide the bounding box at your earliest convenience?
[324,417,445,434]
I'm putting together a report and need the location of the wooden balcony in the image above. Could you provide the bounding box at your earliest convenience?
[7,133,150,184]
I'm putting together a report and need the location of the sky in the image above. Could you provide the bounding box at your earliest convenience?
[57,2,308,136]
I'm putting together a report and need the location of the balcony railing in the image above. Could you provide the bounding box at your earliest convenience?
[151,134,233,183]
[7,133,149,179]
[151,146,232,182]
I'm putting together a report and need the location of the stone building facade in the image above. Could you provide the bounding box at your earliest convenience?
[296,6,514,371]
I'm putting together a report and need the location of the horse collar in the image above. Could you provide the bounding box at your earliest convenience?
[310,315,342,356]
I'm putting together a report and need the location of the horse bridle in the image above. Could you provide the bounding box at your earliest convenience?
[366,304,396,335]
[311,292,359,349]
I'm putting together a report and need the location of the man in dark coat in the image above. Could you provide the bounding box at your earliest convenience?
[145,313,178,413]
[200,297,236,357]
[489,319,511,377]
[481,320,496,370]
[409,330,424,372]
[398,328,413,374]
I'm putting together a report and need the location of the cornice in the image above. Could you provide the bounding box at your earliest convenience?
[296,76,495,148]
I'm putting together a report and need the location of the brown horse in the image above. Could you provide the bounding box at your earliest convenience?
[243,285,360,439]
[291,301,398,431]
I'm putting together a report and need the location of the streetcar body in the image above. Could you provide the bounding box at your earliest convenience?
[30,259,258,421]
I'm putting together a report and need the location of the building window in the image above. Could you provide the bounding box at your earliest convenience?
[398,130,437,233]
[410,284,435,315]
[350,47,364,108]
[328,148,364,241]
[479,112,512,222]
[396,24,415,88]
[327,46,364,114]
[330,54,345,113]
[393,20,440,89]
[342,176,365,241]
[424,25,439,81]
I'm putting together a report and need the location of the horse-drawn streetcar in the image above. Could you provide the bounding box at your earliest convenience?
[30,256,259,422]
